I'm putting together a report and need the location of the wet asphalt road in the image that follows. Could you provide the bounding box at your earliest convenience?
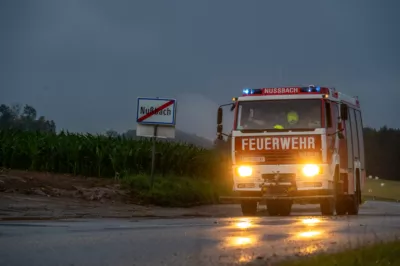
[1,201,400,266]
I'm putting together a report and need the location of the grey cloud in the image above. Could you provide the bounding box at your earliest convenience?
[1,0,399,138]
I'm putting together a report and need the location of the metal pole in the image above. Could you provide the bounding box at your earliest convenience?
[150,125,158,189]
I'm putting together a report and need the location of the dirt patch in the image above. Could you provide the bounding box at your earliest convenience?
[0,169,128,203]
[0,169,242,220]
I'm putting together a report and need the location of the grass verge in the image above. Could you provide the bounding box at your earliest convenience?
[121,174,233,207]
[276,240,400,266]
[363,178,400,202]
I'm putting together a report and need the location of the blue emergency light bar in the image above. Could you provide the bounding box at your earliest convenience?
[242,88,263,95]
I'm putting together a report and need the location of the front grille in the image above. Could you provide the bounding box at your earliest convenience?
[236,151,321,165]
[264,152,298,164]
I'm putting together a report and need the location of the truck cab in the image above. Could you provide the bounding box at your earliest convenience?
[217,85,365,216]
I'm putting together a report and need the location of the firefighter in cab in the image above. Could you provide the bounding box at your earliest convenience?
[274,110,299,129]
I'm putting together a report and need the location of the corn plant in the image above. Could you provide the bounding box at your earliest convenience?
[0,129,226,179]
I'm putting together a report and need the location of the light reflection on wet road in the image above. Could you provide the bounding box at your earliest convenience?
[1,201,400,266]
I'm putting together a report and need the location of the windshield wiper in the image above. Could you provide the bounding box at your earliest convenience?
[239,128,316,133]
[239,129,267,133]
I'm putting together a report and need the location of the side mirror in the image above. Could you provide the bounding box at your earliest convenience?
[217,107,223,124]
[217,107,223,140]
[216,102,234,140]
[340,103,348,121]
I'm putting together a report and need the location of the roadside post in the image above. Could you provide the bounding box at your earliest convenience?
[136,97,177,188]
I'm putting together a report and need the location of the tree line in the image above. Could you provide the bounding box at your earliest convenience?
[1,103,399,181]
[0,103,56,133]
[363,126,400,181]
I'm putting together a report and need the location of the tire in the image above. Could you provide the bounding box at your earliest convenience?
[334,166,347,215]
[348,174,361,215]
[267,200,292,216]
[335,196,347,215]
[347,194,360,215]
[279,200,293,216]
[241,200,258,216]
[320,198,335,215]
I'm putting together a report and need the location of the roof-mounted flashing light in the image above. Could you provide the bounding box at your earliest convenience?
[242,85,330,96]
[242,88,263,95]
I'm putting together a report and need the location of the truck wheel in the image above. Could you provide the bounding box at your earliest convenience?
[320,198,335,215]
[334,166,347,215]
[335,197,347,215]
[347,194,360,215]
[279,200,292,216]
[266,200,279,216]
[348,175,361,215]
[241,200,258,216]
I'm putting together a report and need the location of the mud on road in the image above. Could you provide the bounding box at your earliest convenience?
[0,169,238,220]
[0,169,337,220]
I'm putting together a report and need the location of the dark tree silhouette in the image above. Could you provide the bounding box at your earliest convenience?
[105,129,119,138]
[0,104,56,133]
[363,126,400,180]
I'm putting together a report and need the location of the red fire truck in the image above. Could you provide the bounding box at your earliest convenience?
[217,85,366,216]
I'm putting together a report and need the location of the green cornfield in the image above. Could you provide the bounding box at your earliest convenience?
[0,129,225,179]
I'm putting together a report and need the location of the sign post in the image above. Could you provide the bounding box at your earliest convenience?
[136,97,177,188]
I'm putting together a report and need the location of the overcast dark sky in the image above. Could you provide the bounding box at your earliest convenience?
[1,0,399,140]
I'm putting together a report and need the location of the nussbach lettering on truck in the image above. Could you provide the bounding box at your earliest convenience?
[216,85,366,216]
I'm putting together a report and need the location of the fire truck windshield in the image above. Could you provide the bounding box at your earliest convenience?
[236,99,322,130]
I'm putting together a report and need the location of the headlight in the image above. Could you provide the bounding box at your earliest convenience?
[302,164,320,177]
[237,166,252,177]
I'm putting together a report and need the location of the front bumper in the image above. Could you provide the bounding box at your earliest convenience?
[232,164,334,193]
[220,194,334,201]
